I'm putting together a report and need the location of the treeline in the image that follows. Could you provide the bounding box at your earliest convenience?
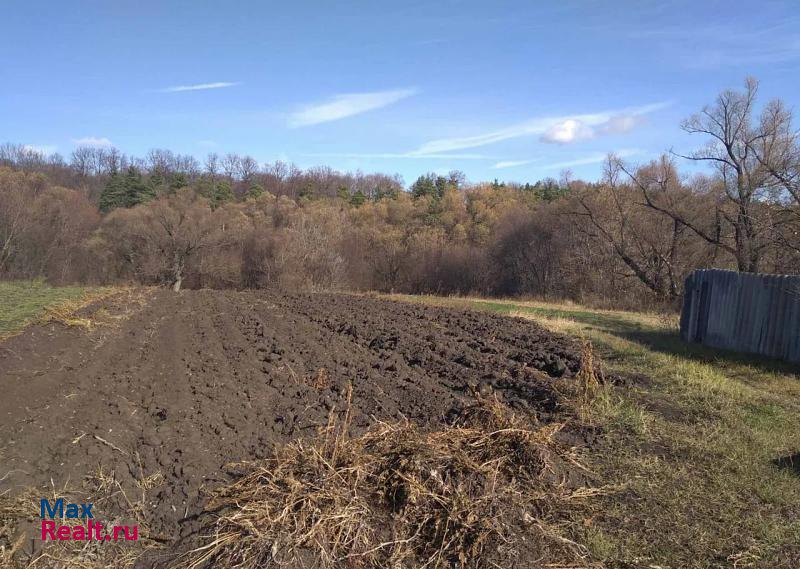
[0,143,407,206]
[1,78,799,308]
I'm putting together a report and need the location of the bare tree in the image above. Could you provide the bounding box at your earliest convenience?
[237,156,259,183]
[221,153,240,180]
[204,153,220,179]
[149,191,217,291]
[101,190,224,291]
[750,99,800,205]
[0,168,40,273]
[146,149,176,178]
[70,147,93,177]
[174,154,201,180]
[572,158,686,298]
[100,147,124,174]
[632,78,784,272]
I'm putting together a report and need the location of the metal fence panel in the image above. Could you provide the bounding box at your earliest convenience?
[680,269,800,363]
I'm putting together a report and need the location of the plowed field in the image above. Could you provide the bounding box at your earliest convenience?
[0,290,585,561]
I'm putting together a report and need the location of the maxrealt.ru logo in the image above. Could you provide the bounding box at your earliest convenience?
[40,498,138,542]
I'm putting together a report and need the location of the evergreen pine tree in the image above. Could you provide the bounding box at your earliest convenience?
[410,174,437,199]
[350,190,366,207]
[247,183,265,199]
[148,171,166,196]
[125,166,155,207]
[336,186,350,200]
[169,172,188,192]
[195,176,216,201]
[99,171,127,213]
[299,184,315,201]
[214,180,234,207]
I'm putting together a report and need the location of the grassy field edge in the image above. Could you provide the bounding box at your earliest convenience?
[0,281,119,340]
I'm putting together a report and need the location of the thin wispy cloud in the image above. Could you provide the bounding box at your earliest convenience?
[302,151,490,160]
[543,148,641,170]
[288,88,418,127]
[492,159,538,169]
[415,102,670,153]
[631,21,800,68]
[492,149,642,171]
[72,136,113,147]
[159,82,241,93]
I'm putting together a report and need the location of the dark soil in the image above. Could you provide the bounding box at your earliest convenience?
[0,289,585,560]
[773,452,800,476]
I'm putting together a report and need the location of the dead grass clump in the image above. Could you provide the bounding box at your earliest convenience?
[43,300,96,329]
[41,292,113,331]
[180,395,593,569]
[41,286,149,332]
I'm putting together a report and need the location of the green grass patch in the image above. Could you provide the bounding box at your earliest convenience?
[0,280,111,338]
[387,293,800,568]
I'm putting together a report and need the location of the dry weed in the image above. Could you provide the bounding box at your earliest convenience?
[577,341,603,412]
[41,287,151,333]
[178,391,597,569]
[306,367,330,390]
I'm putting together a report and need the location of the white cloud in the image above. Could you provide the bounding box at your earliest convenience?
[540,119,595,144]
[23,144,57,155]
[540,113,645,144]
[415,101,670,153]
[159,82,240,93]
[288,88,418,127]
[72,136,113,147]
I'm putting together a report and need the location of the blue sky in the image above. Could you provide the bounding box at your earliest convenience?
[2,0,800,184]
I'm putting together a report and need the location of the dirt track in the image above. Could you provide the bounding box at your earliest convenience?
[0,290,583,549]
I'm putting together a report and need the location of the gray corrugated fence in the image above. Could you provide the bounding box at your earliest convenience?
[680,269,800,363]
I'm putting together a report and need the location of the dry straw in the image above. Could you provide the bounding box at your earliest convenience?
[179,387,598,569]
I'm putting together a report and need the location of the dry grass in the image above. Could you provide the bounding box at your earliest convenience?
[178,388,601,569]
[0,452,165,569]
[41,287,150,332]
[42,299,99,330]
[576,341,603,416]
